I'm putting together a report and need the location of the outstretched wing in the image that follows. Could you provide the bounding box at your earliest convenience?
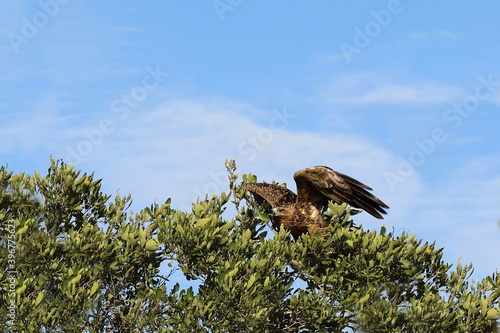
[293,166,389,219]
[241,183,297,208]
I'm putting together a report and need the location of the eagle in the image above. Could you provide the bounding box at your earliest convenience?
[242,166,389,240]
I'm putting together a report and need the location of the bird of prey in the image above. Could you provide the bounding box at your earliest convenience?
[242,166,389,240]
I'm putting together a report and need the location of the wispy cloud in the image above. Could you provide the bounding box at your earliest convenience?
[80,98,281,208]
[0,94,76,154]
[63,97,398,212]
[319,72,463,106]
[408,31,429,40]
[436,30,458,40]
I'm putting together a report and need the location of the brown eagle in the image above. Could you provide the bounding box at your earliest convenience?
[242,166,389,240]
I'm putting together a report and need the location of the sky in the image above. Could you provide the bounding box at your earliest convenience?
[2,1,500,282]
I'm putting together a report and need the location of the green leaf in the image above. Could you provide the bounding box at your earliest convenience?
[139,228,146,245]
[34,291,45,307]
[16,284,27,295]
[256,213,270,222]
[247,274,257,289]
[359,293,370,305]
[242,228,251,242]
[400,259,411,266]
[227,267,238,278]
[196,217,212,228]
[89,281,100,297]
[253,294,263,303]
[16,224,28,236]
[486,307,500,320]
[144,238,160,251]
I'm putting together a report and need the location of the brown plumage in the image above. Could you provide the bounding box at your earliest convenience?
[242,166,389,240]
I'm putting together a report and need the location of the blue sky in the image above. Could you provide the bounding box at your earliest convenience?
[2,1,500,281]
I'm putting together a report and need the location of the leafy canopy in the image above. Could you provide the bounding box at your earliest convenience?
[1,158,499,332]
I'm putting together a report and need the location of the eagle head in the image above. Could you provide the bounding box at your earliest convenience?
[271,205,294,223]
[272,206,287,216]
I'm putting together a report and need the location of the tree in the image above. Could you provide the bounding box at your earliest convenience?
[1,158,499,332]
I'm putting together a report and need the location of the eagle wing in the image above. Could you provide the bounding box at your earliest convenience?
[293,166,389,219]
[241,183,297,208]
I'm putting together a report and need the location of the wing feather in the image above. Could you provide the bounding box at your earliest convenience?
[241,183,297,208]
[293,166,389,219]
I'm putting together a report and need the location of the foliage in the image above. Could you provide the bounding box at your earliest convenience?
[1,158,499,332]
[1,158,170,332]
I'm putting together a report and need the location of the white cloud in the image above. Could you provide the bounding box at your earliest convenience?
[60,97,403,216]
[436,30,458,40]
[319,72,463,106]
[77,98,286,208]
[408,31,429,40]
[0,94,75,154]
